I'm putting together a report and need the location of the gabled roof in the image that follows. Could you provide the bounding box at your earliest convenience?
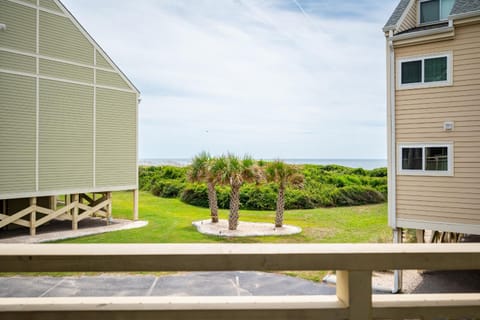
[56,0,140,94]
[384,0,480,33]
[384,0,411,31]
[450,0,480,16]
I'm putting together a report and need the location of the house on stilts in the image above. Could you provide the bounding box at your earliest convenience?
[0,0,140,235]
[384,0,480,242]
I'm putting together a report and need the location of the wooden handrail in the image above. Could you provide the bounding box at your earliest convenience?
[0,243,479,320]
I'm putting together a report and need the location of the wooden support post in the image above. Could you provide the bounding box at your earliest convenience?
[66,194,71,212]
[50,195,57,211]
[336,270,372,320]
[133,189,138,221]
[416,229,425,243]
[393,228,403,293]
[2,199,6,215]
[72,194,79,230]
[30,197,37,236]
[107,192,112,225]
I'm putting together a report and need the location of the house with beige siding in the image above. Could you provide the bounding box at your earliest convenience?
[384,0,480,240]
[0,0,140,235]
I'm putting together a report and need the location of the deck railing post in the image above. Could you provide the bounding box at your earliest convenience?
[336,270,372,320]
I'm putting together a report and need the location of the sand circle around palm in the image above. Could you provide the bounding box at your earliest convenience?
[192,219,302,237]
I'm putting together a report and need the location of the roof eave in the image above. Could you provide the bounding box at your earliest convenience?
[392,25,454,41]
[383,25,396,33]
[449,9,480,21]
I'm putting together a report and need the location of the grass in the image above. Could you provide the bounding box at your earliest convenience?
[57,191,391,244]
[1,191,391,280]
[49,191,391,282]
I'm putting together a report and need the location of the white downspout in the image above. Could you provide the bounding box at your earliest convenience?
[388,30,402,294]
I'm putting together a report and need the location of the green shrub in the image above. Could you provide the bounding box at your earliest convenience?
[151,180,185,198]
[368,167,387,177]
[180,184,209,208]
[331,185,385,206]
[239,184,277,210]
[142,163,388,210]
[285,189,315,209]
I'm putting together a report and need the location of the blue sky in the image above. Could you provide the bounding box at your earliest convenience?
[63,0,399,159]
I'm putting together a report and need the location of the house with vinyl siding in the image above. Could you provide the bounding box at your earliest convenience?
[384,0,480,240]
[0,0,139,235]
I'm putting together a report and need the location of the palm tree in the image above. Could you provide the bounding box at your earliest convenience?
[214,154,260,230]
[188,151,219,223]
[266,160,304,228]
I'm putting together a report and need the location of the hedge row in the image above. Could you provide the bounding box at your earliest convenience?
[139,164,387,210]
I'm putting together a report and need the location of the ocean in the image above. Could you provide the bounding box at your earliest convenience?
[139,159,387,170]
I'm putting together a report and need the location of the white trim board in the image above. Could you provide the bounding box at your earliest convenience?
[0,47,119,73]
[6,0,67,17]
[0,185,138,200]
[2,0,139,93]
[397,218,480,235]
[0,69,137,93]
[54,0,140,94]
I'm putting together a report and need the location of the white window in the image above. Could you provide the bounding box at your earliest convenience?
[397,53,452,89]
[398,143,453,176]
[419,0,455,24]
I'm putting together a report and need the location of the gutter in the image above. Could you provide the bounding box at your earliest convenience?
[387,30,401,294]
[392,26,454,41]
[387,30,396,232]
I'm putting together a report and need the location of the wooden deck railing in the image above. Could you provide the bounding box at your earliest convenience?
[0,243,479,319]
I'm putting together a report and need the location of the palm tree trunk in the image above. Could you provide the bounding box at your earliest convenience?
[275,185,285,228]
[207,182,219,223]
[229,184,241,230]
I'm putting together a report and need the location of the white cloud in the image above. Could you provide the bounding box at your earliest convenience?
[63,0,398,159]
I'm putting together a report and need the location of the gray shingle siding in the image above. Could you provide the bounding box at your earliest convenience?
[384,0,411,30]
[450,0,480,16]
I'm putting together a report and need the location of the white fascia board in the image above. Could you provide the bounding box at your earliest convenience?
[392,26,454,41]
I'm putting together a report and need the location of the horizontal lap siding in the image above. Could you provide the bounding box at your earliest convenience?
[39,58,94,83]
[96,50,113,70]
[0,1,36,53]
[0,0,138,198]
[0,74,36,194]
[39,11,93,65]
[394,23,480,231]
[39,79,94,190]
[96,88,137,187]
[17,0,37,5]
[96,69,132,90]
[0,51,36,74]
[39,0,63,13]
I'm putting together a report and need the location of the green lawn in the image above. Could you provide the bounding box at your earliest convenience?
[58,191,391,244]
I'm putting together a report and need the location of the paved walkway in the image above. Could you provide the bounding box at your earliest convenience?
[0,218,147,243]
[0,272,336,297]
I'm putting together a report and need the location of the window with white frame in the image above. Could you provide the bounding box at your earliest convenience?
[419,0,455,24]
[398,143,453,176]
[398,53,452,89]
